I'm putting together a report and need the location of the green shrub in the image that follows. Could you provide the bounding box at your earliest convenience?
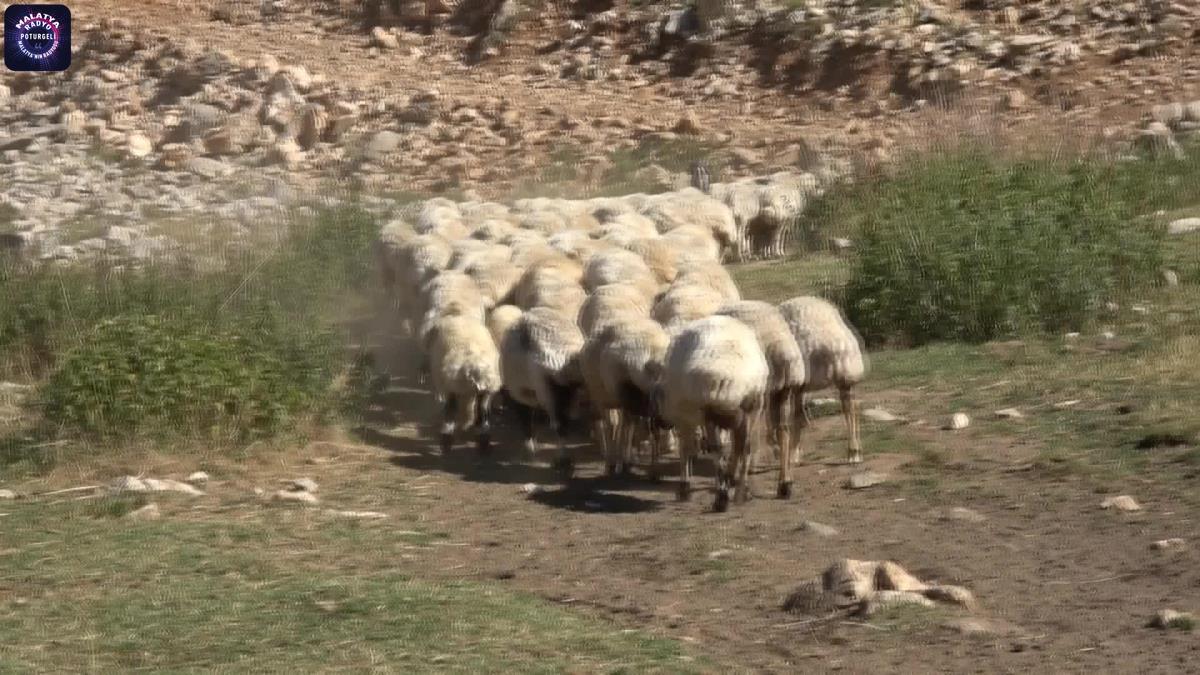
[38,314,340,442]
[832,149,1168,346]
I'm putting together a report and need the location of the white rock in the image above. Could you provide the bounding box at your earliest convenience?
[520,482,545,495]
[1168,217,1200,235]
[1150,609,1195,629]
[0,489,17,500]
[185,471,210,484]
[126,133,153,159]
[1100,495,1141,512]
[941,506,986,523]
[846,472,887,489]
[110,476,204,496]
[1162,270,1179,287]
[371,27,399,50]
[946,412,970,430]
[995,408,1023,419]
[272,489,319,505]
[800,520,838,537]
[1151,538,1186,551]
[127,503,161,520]
[863,408,900,422]
[286,477,318,492]
[325,509,388,519]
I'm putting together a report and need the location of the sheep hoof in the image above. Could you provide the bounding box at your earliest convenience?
[439,433,453,454]
[777,481,793,499]
[553,456,575,479]
[676,482,692,501]
[476,434,491,456]
[604,463,618,477]
[713,491,730,513]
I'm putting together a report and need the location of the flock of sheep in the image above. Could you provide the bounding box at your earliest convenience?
[374,167,868,511]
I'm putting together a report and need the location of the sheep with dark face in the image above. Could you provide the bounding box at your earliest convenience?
[716,300,807,499]
[778,296,868,465]
[422,314,502,455]
[497,306,588,478]
[654,315,770,512]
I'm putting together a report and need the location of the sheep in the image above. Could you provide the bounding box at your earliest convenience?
[778,296,868,465]
[651,283,725,332]
[593,210,660,239]
[487,304,524,347]
[653,315,770,511]
[465,255,522,309]
[580,318,671,477]
[639,189,738,260]
[458,200,512,225]
[579,282,653,337]
[415,198,470,241]
[625,237,680,285]
[470,219,517,243]
[390,233,453,339]
[423,314,503,455]
[517,210,569,235]
[715,300,807,498]
[375,218,418,314]
[497,306,588,477]
[513,256,585,310]
[582,248,660,298]
[660,224,722,264]
[672,260,741,302]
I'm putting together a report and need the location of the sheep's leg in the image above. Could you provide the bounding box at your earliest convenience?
[840,386,863,464]
[598,416,616,476]
[790,386,810,468]
[649,426,664,482]
[511,398,537,459]
[550,385,575,479]
[475,391,494,456]
[677,427,697,501]
[733,418,754,506]
[618,418,636,477]
[774,388,794,499]
[439,394,457,454]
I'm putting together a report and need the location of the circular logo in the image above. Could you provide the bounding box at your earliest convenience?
[13,12,62,61]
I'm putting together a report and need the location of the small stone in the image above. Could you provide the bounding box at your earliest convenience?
[1052,400,1080,409]
[185,471,210,484]
[0,489,17,500]
[863,408,900,422]
[673,111,703,135]
[1149,609,1195,630]
[126,133,152,159]
[521,482,545,495]
[846,472,887,490]
[1168,217,1200,235]
[286,477,318,493]
[1100,495,1141,512]
[946,412,970,430]
[1151,538,1186,551]
[271,139,303,167]
[831,237,852,252]
[364,130,403,160]
[272,489,319,505]
[371,26,400,50]
[325,509,388,519]
[942,507,986,523]
[995,408,1023,419]
[1001,90,1028,111]
[127,503,161,520]
[1162,270,1179,287]
[800,520,838,537]
[943,617,1022,636]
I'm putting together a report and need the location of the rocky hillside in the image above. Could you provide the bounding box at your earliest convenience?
[1,0,1197,263]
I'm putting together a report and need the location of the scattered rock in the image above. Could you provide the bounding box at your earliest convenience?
[995,408,1023,419]
[863,408,901,423]
[126,133,153,159]
[285,477,318,493]
[831,237,853,253]
[110,476,205,496]
[126,503,161,520]
[945,412,970,430]
[943,617,1024,636]
[1100,495,1142,512]
[1149,609,1195,630]
[1162,269,1179,287]
[364,130,403,160]
[845,472,887,489]
[940,507,986,523]
[185,471,210,484]
[521,482,546,495]
[324,509,388,519]
[800,520,839,537]
[1168,218,1200,235]
[1151,538,1186,551]
[371,27,400,50]
[272,489,319,505]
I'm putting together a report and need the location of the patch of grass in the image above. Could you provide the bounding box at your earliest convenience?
[0,203,382,464]
[730,254,849,304]
[830,147,1171,346]
[0,503,704,673]
[866,603,948,633]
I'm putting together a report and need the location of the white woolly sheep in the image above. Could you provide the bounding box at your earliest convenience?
[651,283,725,332]
[582,248,660,295]
[497,306,588,477]
[578,282,653,338]
[423,314,503,455]
[653,315,770,511]
[716,300,807,498]
[639,189,738,260]
[624,237,680,285]
[390,233,453,338]
[672,260,740,302]
[580,318,671,477]
[778,296,868,465]
[660,224,722,264]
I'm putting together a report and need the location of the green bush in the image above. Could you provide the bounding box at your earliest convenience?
[38,313,339,443]
[833,149,1169,346]
[1,203,383,451]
